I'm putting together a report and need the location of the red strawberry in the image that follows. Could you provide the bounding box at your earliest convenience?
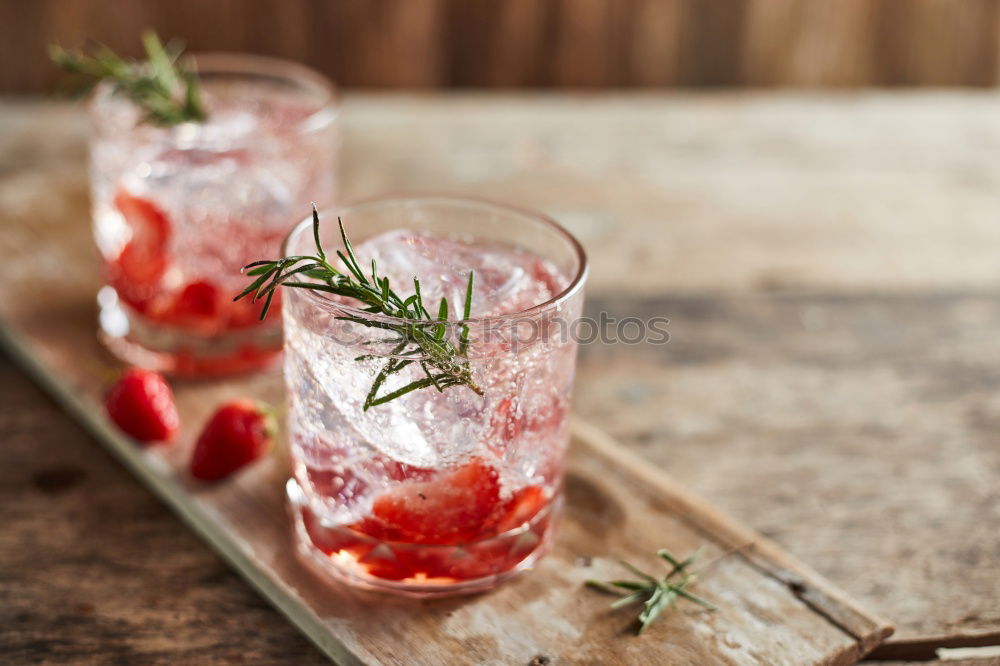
[162,280,222,330]
[490,396,523,446]
[108,191,172,313]
[360,551,420,581]
[494,485,547,533]
[366,545,455,581]
[104,368,180,443]
[227,288,280,329]
[190,400,276,481]
[489,394,567,453]
[355,460,502,545]
[113,190,171,284]
[175,281,221,318]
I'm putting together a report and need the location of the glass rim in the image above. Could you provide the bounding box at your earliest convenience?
[90,51,338,134]
[281,194,589,327]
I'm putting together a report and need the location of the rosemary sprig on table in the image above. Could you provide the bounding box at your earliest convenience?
[49,30,206,126]
[236,206,483,410]
[586,547,716,635]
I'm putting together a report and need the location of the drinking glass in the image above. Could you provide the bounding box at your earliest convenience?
[90,54,337,375]
[283,196,588,596]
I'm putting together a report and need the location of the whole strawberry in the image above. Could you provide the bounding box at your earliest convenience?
[105,368,180,443]
[190,400,276,481]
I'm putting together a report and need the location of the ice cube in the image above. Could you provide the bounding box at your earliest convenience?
[350,230,565,318]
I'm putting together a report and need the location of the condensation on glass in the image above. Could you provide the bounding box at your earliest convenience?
[283,196,588,597]
[90,53,337,375]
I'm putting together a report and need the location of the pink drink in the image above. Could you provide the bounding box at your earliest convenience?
[283,197,587,596]
[90,55,337,375]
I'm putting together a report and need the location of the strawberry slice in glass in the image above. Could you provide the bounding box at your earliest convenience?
[89,55,337,376]
[115,192,170,280]
[108,190,171,313]
[354,460,502,546]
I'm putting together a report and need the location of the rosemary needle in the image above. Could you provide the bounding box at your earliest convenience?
[236,205,483,410]
[586,547,717,635]
[50,30,207,126]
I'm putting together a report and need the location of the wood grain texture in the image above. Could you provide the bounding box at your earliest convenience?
[3,0,1000,91]
[575,293,1000,659]
[879,661,1000,666]
[0,354,329,665]
[334,93,1000,296]
[3,91,1000,660]
[0,181,889,664]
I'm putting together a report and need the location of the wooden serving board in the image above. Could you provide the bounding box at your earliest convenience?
[0,215,893,665]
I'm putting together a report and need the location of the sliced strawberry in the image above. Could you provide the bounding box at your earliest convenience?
[359,548,421,581]
[443,529,544,580]
[494,485,547,533]
[437,506,552,581]
[190,400,276,481]
[226,289,273,329]
[354,460,502,545]
[361,545,456,581]
[108,191,171,313]
[104,368,179,444]
[113,190,170,283]
[490,396,522,445]
[161,280,222,330]
[489,393,568,451]
[175,280,221,318]
[358,501,553,582]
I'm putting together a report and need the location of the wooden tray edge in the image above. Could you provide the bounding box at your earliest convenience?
[0,323,366,666]
[1,321,894,663]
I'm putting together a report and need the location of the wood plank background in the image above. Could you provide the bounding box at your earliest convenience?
[2,92,999,661]
[3,0,1000,92]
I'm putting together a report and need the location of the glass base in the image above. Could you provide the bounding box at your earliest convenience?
[287,478,560,598]
[97,286,281,376]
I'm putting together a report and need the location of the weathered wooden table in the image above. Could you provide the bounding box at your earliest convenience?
[2,93,999,664]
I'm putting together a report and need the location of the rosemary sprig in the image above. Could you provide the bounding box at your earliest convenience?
[50,30,206,126]
[236,205,483,410]
[586,547,716,635]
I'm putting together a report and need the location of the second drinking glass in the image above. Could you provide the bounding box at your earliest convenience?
[90,54,337,375]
